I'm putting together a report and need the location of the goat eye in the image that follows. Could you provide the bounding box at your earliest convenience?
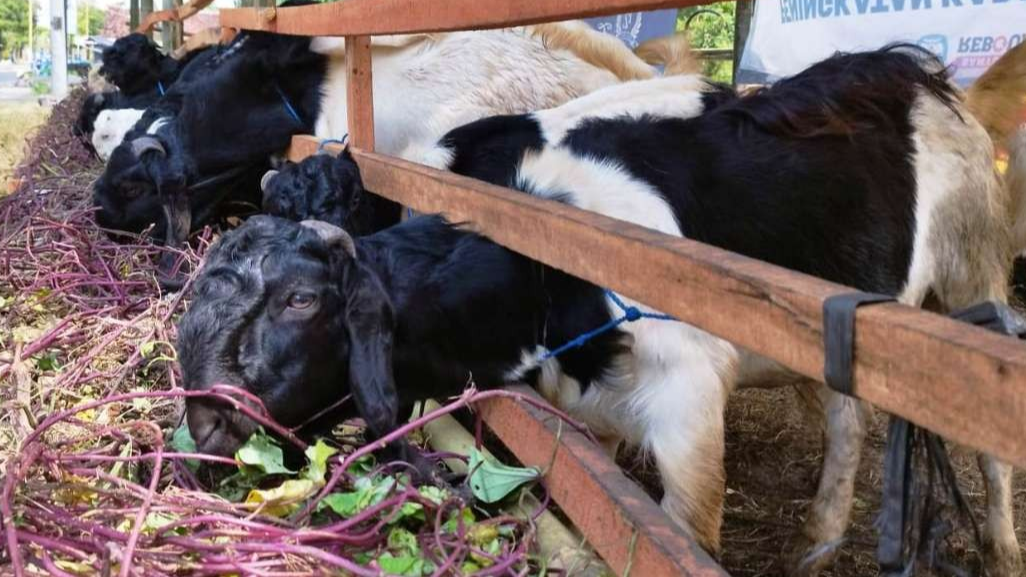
[287,292,317,310]
[122,187,142,200]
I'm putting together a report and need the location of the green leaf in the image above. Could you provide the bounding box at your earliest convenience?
[467,448,539,503]
[140,341,157,358]
[346,454,376,476]
[417,486,448,505]
[387,527,420,556]
[170,424,200,473]
[442,507,476,534]
[318,491,364,517]
[302,439,338,484]
[33,352,60,372]
[377,553,423,576]
[235,431,294,475]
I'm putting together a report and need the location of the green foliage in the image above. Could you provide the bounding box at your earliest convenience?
[235,431,295,475]
[677,3,736,83]
[467,448,539,503]
[0,0,35,55]
[77,3,105,37]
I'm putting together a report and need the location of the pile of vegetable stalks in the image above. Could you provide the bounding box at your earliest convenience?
[0,90,609,576]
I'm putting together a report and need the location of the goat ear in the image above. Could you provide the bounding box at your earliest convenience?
[341,261,399,440]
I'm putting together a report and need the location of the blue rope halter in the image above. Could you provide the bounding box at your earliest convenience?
[536,290,676,362]
[274,83,303,124]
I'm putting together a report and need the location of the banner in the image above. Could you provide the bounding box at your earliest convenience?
[585,9,679,49]
[738,0,1025,85]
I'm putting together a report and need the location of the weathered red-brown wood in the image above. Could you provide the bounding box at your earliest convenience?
[479,386,728,577]
[290,136,1026,469]
[137,0,214,34]
[219,0,719,36]
[345,36,375,151]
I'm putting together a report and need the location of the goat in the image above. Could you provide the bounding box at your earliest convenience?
[99,33,184,98]
[92,109,146,161]
[178,166,627,479]
[413,44,1026,577]
[92,24,694,283]
[75,44,221,153]
[266,46,1025,576]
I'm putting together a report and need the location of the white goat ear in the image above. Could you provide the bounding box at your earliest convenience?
[260,170,279,193]
[301,220,356,257]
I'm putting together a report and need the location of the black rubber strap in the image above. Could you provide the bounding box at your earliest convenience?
[949,301,1026,338]
[822,292,897,397]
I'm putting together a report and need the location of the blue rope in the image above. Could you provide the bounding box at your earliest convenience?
[157,81,166,96]
[274,84,303,124]
[537,290,676,361]
[318,136,348,152]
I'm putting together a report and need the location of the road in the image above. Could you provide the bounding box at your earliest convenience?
[0,62,34,103]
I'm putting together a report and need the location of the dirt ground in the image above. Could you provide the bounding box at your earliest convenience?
[680,386,1026,576]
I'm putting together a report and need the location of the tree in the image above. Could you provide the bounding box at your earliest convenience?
[77,2,106,37]
[0,0,36,58]
[102,5,129,38]
[677,3,735,83]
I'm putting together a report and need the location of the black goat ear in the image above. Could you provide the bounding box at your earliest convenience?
[341,260,399,440]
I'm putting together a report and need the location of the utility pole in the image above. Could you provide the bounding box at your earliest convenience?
[50,0,67,98]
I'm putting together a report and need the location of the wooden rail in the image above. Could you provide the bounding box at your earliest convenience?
[290,136,1026,470]
[137,0,214,34]
[223,0,1026,573]
[219,0,718,36]
[480,386,728,577]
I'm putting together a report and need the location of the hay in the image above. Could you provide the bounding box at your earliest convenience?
[0,89,561,576]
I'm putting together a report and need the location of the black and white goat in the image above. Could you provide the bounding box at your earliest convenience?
[250,45,1026,575]
[75,43,220,153]
[91,24,689,280]
[412,44,1026,576]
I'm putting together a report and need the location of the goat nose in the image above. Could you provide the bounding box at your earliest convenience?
[186,400,226,453]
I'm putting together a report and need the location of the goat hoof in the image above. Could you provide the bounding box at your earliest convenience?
[984,536,1024,577]
[785,533,839,577]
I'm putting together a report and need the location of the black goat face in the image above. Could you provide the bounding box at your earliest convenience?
[261,151,372,234]
[93,134,188,241]
[100,34,164,96]
[177,216,398,456]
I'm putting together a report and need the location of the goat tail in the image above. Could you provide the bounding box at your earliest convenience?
[965,40,1026,147]
[528,21,658,82]
[634,31,702,77]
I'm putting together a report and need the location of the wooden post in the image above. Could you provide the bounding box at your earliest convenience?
[732,0,753,85]
[160,0,173,49]
[345,35,375,151]
[140,0,154,38]
[130,0,140,30]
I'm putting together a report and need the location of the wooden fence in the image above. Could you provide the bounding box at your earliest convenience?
[217,2,1026,574]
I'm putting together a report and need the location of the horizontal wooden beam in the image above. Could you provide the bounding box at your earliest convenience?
[219,0,718,36]
[480,386,728,576]
[291,135,1026,468]
[137,0,214,34]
